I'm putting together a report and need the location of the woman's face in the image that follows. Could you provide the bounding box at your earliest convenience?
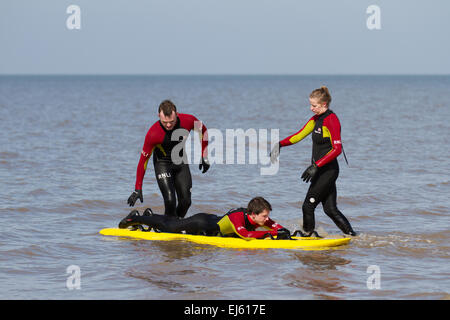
[309,97,328,116]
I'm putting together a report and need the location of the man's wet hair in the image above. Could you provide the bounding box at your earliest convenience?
[247,197,272,214]
[158,100,177,116]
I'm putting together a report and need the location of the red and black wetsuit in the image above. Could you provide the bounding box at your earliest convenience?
[279,109,355,235]
[130,208,285,239]
[216,208,284,239]
[135,113,208,218]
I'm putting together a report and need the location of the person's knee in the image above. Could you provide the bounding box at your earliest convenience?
[302,195,318,212]
[178,197,191,209]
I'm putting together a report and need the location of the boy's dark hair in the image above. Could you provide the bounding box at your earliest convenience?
[247,197,272,214]
[158,100,177,116]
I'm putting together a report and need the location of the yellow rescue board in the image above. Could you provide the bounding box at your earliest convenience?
[99,228,351,250]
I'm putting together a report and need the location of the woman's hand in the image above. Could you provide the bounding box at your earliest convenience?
[301,164,318,183]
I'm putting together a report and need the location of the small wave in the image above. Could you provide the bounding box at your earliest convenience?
[285,201,301,208]
[2,244,50,259]
[338,195,384,206]
[0,207,32,213]
[33,198,127,215]
[426,181,450,187]
[355,232,435,245]
[411,206,448,216]
[0,151,20,159]
[338,197,361,206]
[61,199,119,210]
[402,292,450,300]
[423,230,450,241]
[55,119,72,127]
[351,231,450,258]
[29,188,51,197]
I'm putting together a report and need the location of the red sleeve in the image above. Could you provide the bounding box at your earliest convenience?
[179,113,208,158]
[134,123,163,190]
[263,218,284,231]
[228,212,283,239]
[235,226,275,240]
[315,113,342,167]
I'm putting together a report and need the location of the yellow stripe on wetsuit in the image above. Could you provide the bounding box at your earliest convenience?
[217,215,239,237]
[143,146,157,171]
[217,215,271,240]
[288,119,315,144]
[319,125,334,159]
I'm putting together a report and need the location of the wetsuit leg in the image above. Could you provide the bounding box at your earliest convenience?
[136,212,220,235]
[154,160,177,217]
[173,164,192,218]
[302,163,339,233]
[322,183,355,235]
[177,213,220,235]
[135,213,177,231]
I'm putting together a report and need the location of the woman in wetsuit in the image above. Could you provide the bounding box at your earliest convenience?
[271,86,356,236]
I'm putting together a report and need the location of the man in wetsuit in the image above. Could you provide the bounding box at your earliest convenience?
[127,100,210,218]
[119,197,291,240]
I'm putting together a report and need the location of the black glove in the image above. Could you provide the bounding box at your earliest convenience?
[269,142,281,164]
[127,189,143,206]
[276,228,292,240]
[301,163,318,183]
[199,157,210,173]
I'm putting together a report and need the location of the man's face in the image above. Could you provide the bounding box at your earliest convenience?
[250,209,270,226]
[159,111,177,131]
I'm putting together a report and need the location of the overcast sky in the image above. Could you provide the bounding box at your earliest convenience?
[1,0,449,75]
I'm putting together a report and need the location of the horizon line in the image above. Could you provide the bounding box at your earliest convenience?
[1,73,449,77]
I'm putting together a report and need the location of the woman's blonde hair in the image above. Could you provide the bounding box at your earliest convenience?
[310,86,332,107]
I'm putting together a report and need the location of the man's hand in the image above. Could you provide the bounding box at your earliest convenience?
[199,157,210,173]
[127,189,143,206]
[275,228,292,240]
